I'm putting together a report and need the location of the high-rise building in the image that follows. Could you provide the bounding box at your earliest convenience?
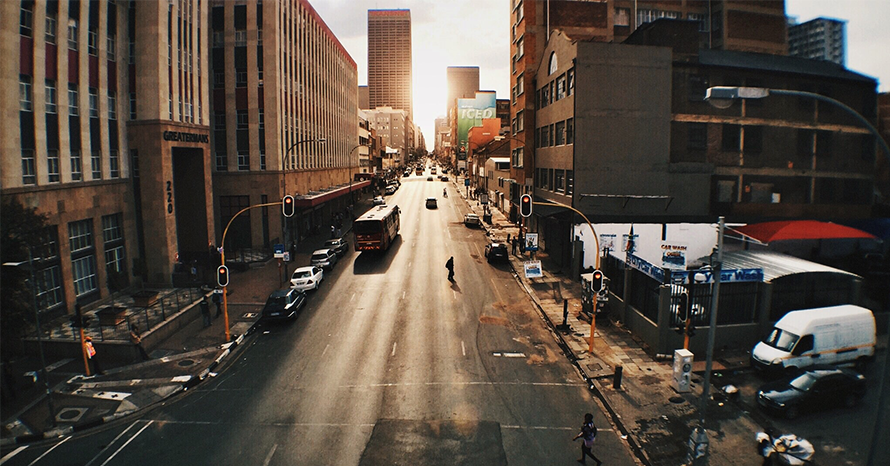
[789,17,846,66]
[209,0,359,252]
[446,66,479,119]
[368,10,412,120]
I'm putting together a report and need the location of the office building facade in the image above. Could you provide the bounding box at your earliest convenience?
[368,9,412,120]
[789,17,846,66]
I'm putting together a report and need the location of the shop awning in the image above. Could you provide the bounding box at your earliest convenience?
[731,220,877,244]
[292,180,371,208]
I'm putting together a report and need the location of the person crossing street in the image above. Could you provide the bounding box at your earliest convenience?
[445,256,454,282]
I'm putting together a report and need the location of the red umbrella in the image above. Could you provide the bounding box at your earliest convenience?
[732,220,877,243]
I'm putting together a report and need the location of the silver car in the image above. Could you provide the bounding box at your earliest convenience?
[310,248,338,269]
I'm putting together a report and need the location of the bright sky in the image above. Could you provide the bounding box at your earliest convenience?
[310,0,889,151]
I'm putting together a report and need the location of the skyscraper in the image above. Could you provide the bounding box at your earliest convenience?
[446,66,480,118]
[368,9,412,120]
[789,17,846,66]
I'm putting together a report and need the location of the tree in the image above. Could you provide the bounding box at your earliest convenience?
[1,198,49,355]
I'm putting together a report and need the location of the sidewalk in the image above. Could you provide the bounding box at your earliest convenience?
[456,175,763,466]
[1,195,375,446]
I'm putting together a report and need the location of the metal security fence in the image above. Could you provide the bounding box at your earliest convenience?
[601,254,626,298]
[669,282,759,328]
[628,269,662,324]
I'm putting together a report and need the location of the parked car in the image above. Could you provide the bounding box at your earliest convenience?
[464,213,481,227]
[323,238,349,257]
[756,366,866,419]
[290,266,324,292]
[485,242,509,263]
[385,185,397,195]
[440,175,449,181]
[310,248,338,269]
[427,176,434,181]
[425,197,438,209]
[373,196,386,205]
[262,289,306,322]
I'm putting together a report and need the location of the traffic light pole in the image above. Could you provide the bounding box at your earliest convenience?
[219,201,282,342]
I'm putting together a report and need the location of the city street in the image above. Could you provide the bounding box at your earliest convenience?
[1,171,638,465]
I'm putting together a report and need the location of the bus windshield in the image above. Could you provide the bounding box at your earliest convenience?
[353,220,382,235]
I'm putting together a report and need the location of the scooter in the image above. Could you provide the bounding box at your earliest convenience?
[756,431,814,465]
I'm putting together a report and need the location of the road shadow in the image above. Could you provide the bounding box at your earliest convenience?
[352,236,403,275]
[450,280,461,293]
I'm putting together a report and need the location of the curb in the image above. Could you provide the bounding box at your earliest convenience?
[1,330,253,446]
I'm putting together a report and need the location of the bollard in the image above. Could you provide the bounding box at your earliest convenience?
[613,365,623,389]
[563,299,569,326]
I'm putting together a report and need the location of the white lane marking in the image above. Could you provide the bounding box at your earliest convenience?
[0,446,28,465]
[402,291,406,300]
[98,420,154,466]
[321,344,330,357]
[27,436,71,466]
[408,261,412,268]
[339,381,585,388]
[262,444,278,466]
[501,426,614,432]
[84,421,143,466]
[452,289,457,300]
[350,293,356,302]
[461,341,466,357]
[147,419,377,428]
[391,342,397,356]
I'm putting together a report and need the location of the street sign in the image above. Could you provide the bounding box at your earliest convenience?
[524,260,543,278]
[273,243,285,259]
[524,233,539,251]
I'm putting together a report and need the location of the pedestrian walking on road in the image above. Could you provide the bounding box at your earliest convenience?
[84,337,104,375]
[330,225,336,238]
[445,256,455,282]
[572,413,602,465]
[130,325,151,361]
[200,297,212,327]
[212,290,223,317]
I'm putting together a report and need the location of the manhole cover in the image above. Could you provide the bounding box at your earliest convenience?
[242,312,258,319]
[56,407,88,422]
[177,359,196,367]
[669,396,686,404]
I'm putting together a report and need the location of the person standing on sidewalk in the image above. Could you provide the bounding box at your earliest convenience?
[212,290,223,317]
[200,297,212,327]
[84,337,104,375]
[572,413,602,465]
[129,325,151,361]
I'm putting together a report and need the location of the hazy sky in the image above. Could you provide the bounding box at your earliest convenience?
[310,0,889,150]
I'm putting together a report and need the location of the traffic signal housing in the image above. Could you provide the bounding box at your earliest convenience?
[217,265,230,287]
[591,269,604,293]
[677,292,689,322]
[282,195,295,217]
[520,194,532,217]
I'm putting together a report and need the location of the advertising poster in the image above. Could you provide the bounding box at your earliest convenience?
[456,92,496,152]
[600,234,617,251]
[524,260,543,278]
[661,242,688,269]
[525,233,539,252]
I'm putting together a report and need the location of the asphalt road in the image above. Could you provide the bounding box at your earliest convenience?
[2,171,639,466]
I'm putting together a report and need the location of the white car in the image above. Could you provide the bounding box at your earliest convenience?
[464,213,481,227]
[290,266,324,291]
[373,196,386,205]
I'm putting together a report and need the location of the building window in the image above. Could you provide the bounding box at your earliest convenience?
[512,147,523,168]
[36,265,63,310]
[91,151,101,179]
[566,170,573,195]
[47,150,60,183]
[688,13,708,32]
[129,40,134,65]
[260,150,266,170]
[107,34,116,61]
[236,70,247,87]
[555,120,565,145]
[722,124,741,152]
[109,150,119,178]
[71,255,98,297]
[69,219,93,253]
[540,125,550,147]
[237,151,249,171]
[615,8,630,27]
[258,109,264,129]
[235,30,247,46]
[129,93,136,119]
[214,72,224,88]
[516,36,524,58]
[237,111,248,129]
[516,110,524,132]
[688,123,707,151]
[212,31,223,47]
[69,84,79,115]
[567,68,574,96]
[555,170,565,193]
[88,29,97,56]
[68,19,78,50]
[516,74,524,96]
[557,74,567,101]
[20,3,33,37]
[102,213,125,274]
[168,97,173,120]
[45,15,57,44]
[257,29,263,46]
[89,88,98,117]
[22,150,36,185]
[105,245,125,274]
[101,213,123,243]
[744,126,763,154]
[566,118,574,145]
[45,80,57,114]
[71,150,82,181]
[20,76,32,111]
[216,152,228,171]
[637,9,657,26]
[214,112,226,130]
[108,91,117,120]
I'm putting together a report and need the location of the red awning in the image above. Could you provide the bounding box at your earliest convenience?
[732,220,877,243]
[292,180,372,208]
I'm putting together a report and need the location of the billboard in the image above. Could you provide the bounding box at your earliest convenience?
[457,92,496,152]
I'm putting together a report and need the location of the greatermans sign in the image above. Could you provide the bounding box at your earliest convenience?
[163,131,209,143]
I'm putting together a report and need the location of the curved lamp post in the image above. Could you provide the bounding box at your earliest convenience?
[280,138,326,251]
[700,86,890,466]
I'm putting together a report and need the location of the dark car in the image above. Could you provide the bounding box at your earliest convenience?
[756,366,866,419]
[485,242,509,263]
[323,238,349,257]
[262,289,306,322]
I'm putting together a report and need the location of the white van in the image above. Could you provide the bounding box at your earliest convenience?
[752,304,876,372]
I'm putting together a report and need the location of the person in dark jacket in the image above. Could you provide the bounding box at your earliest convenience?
[445,256,454,282]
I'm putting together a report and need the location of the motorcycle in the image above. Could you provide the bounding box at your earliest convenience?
[756,431,814,465]
[443,189,448,198]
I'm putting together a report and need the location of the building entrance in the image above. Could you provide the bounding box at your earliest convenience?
[172,147,209,265]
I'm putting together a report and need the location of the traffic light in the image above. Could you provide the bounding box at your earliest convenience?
[217,265,229,287]
[520,194,532,217]
[677,292,689,322]
[591,269,604,293]
[282,195,295,217]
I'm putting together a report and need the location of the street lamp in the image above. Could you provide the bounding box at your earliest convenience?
[701,87,890,466]
[348,144,366,212]
[3,248,57,427]
[280,137,327,251]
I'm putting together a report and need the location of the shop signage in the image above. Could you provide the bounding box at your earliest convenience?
[163,131,209,143]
